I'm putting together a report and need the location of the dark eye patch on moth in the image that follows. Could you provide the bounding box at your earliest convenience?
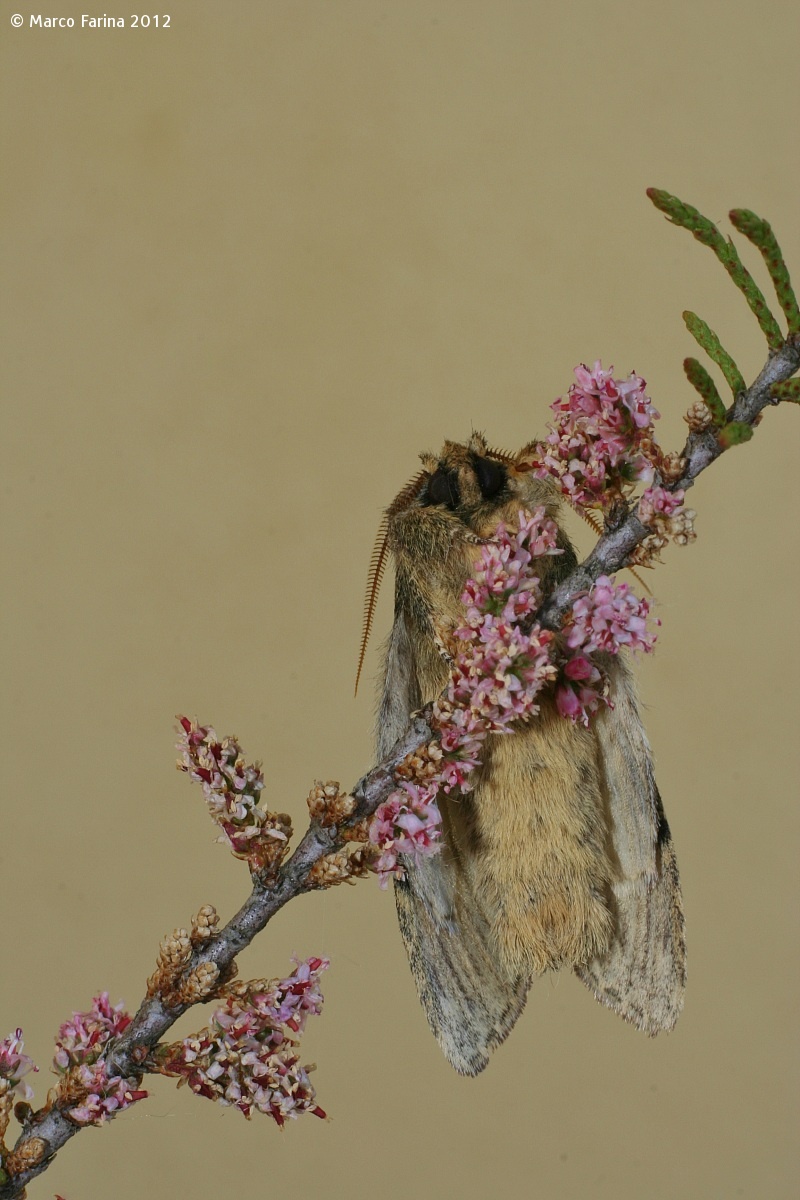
[424,467,461,509]
[472,454,507,500]
[422,456,507,510]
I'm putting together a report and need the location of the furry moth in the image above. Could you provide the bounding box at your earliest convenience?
[361,432,685,1076]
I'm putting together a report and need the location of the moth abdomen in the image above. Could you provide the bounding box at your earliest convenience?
[445,704,615,977]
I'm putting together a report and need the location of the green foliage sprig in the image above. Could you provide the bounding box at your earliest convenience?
[647,189,785,349]
[647,189,798,454]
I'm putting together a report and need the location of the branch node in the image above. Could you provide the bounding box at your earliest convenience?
[2,1136,48,1178]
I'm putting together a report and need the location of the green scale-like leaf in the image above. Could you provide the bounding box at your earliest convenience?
[718,421,754,448]
[648,189,784,349]
[683,312,745,398]
[771,379,800,404]
[730,209,800,336]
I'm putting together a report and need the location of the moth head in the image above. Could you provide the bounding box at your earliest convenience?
[354,433,561,694]
[418,432,560,528]
[417,435,505,514]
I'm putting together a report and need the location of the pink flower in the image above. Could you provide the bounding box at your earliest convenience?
[638,485,685,526]
[564,654,595,681]
[67,1061,147,1126]
[176,719,291,872]
[0,1029,38,1101]
[369,510,562,883]
[618,371,660,428]
[54,994,132,1073]
[566,576,658,656]
[555,684,582,721]
[527,361,663,511]
[369,780,444,883]
[556,655,608,726]
[160,958,328,1126]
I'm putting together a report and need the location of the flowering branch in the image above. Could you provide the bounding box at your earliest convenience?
[0,189,796,1199]
[538,333,799,627]
[539,191,799,627]
[0,716,431,1199]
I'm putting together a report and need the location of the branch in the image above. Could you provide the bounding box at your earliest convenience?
[0,715,431,1199]
[539,333,800,628]
[1,190,797,1198]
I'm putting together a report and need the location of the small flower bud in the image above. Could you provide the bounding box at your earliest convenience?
[347,846,379,874]
[668,507,697,545]
[147,928,193,999]
[219,977,271,1001]
[341,817,371,843]
[628,531,668,567]
[660,452,686,483]
[248,811,294,880]
[178,962,221,1005]
[307,845,376,888]
[190,905,219,946]
[684,400,714,431]
[306,781,356,827]
[395,740,445,784]
[55,1065,89,1107]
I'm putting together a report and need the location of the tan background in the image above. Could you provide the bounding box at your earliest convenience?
[1,2,798,1198]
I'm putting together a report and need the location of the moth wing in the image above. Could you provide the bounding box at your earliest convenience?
[379,606,529,1076]
[394,860,531,1076]
[576,655,686,1033]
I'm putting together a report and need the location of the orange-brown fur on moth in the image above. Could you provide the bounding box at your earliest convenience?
[369,433,685,1075]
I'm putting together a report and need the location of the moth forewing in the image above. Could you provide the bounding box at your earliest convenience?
[578,656,685,1034]
[374,433,685,1072]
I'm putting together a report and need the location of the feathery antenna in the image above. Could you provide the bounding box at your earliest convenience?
[354,470,427,696]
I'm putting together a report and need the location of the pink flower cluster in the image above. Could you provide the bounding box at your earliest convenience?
[0,1029,38,1102]
[66,1062,148,1126]
[557,575,658,724]
[161,958,328,1126]
[53,992,132,1071]
[638,484,685,525]
[555,653,607,725]
[177,717,286,870]
[448,509,561,731]
[52,993,147,1125]
[369,509,561,882]
[530,361,661,510]
[368,783,443,882]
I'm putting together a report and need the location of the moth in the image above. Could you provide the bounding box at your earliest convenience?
[360,433,685,1076]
